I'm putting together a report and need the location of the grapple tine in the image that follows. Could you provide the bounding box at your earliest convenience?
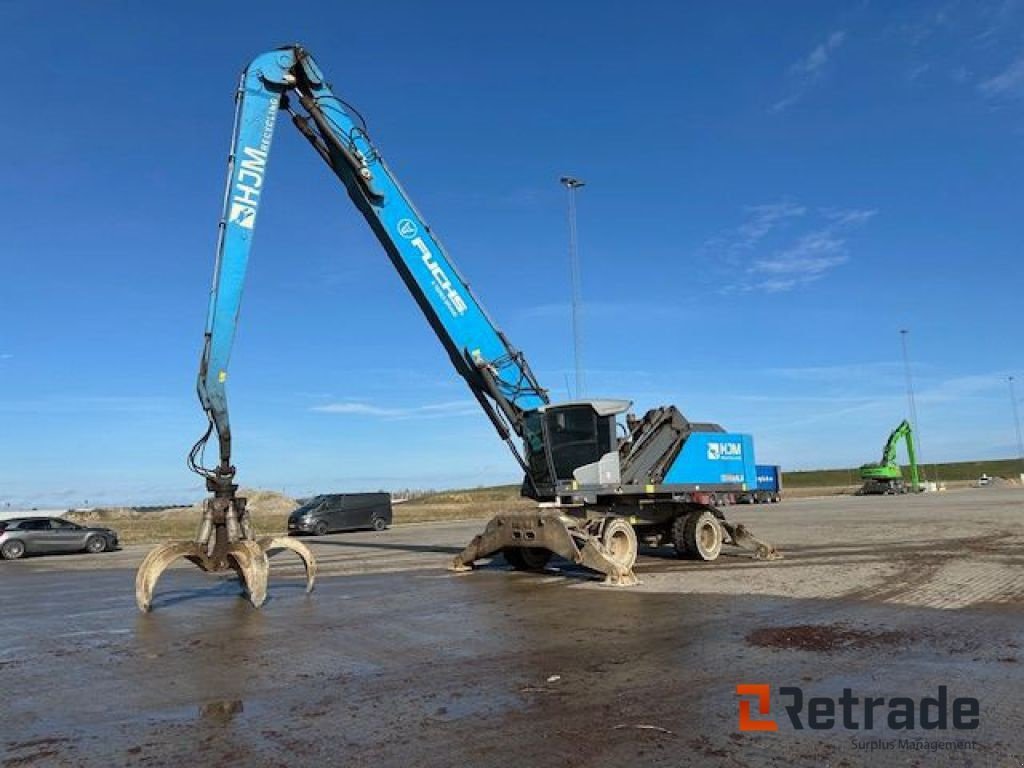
[225,540,270,608]
[135,541,210,613]
[257,536,317,594]
[135,481,318,612]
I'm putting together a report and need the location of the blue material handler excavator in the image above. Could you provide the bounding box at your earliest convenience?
[135,46,778,612]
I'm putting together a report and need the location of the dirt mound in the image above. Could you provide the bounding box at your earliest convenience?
[67,489,298,522]
[238,488,298,518]
[67,507,144,522]
[746,624,909,652]
[159,489,297,519]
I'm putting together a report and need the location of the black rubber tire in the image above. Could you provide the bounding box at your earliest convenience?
[1,539,26,560]
[672,510,723,561]
[671,515,691,557]
[313,520,329,536]
[371,516,387,532]
[85,535,107,555]
[503,547,552,571]
[601,518,638,570]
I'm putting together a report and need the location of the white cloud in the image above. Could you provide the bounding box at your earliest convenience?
[701,201,806,266]
[747,209,876,288]
[897,2,957,46]
[312,399,478,420]
[978,53,1024,98]
[792,31,847,77]
[518,300,695,323]
[735,202,807,247]
[706,203,876,293]
[0,395,177,414]
[905,62,932,83]
[765,362,908,384]
[772,30,847,112]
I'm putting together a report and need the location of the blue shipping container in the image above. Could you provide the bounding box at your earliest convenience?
[755,465,781,493]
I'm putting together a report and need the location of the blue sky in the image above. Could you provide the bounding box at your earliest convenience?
[1,1,1022,507]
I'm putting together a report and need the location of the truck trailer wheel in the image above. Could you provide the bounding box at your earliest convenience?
[672,510,723,561]
[601,518,638,570]
[503,547,552,571]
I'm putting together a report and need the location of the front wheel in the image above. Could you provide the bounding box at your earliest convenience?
[313,520,329,537]
[1,539,26,560]
[601,518,638,570]
[85,535,107,555]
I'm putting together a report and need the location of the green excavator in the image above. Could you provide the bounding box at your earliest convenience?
[858,420,921,495]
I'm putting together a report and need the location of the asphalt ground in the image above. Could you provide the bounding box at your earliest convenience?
[1,488,1021,767]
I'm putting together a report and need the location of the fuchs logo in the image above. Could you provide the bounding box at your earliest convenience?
[707,441,743,460]
[397,218,418,239]
[228,100,278,230]
[409,237,468,316]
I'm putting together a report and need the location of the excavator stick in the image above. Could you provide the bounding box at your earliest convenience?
[135,485,316,612]
[450,510,639,586]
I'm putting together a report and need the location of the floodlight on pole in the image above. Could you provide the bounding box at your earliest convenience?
[899,329,926,489]
[1009,376,1024,473]
[560,176,586,399]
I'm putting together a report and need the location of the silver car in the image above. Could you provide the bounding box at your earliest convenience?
[0,517,119,560]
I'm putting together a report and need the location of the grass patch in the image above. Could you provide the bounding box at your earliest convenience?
[784,457,1024,488]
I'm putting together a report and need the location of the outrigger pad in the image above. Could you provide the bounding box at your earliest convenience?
[719,521,781,560]
[135,536,316,612]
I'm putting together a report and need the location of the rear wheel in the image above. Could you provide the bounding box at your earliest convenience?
[85,535,107,555]
[313,520,329,536]
[601,518,638,570]
[371,516,387,532]
[672,510,723,561]
[503,547,551,571]
[1,539,25,560]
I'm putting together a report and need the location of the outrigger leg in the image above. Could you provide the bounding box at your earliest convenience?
[450,508,639,586]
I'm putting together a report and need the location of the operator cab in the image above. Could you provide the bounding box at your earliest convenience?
[522,399,631,497]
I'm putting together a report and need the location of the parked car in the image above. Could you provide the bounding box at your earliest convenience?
[0,517,120,560]
[288,493,392,536]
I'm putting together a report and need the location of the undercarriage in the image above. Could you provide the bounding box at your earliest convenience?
[450,497,780,584]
